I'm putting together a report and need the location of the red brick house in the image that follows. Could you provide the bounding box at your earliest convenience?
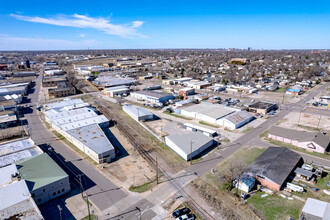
[245,147,303,191]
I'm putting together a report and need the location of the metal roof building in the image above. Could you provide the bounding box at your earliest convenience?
[180,102,237,125]
[17,153,70,205]
[0,138,42,168]
[66,124,115,163]
[219,110,255,130]
[182,123,217,137]
[0,180,43,220]
[123,104,154,121]
[94,77,135,88]
[43,98,85,111]
[131,90,174,103]
[0,164,19,187]
[44,100,114,164]
[165,132,214,161]
[301,198,330,220]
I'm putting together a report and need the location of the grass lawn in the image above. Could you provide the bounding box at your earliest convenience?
[247,191,303,220]
[202,146,266,190]
[163,111,192,120]
[267,139,330,160]
[275,88,285,93]
[242,127,253,133]
[199,121,219,128]
[129,180,157,193]
[259,130,269,139]
[81,214,98,220]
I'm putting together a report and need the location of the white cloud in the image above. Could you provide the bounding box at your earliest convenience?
[80,33,86,37]
[10,14,145,37]
[0,36,98,50]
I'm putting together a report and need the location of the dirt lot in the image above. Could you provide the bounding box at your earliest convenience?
[276,111,330,132]
[102,126,155,189]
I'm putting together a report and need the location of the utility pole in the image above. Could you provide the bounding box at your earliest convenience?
[133,171,135,188]
[282,92,285,104]
[78,174,91,220]
[317,115,322,129]
[190,140,193,165]
[156,157,159,184]
[298,111,302,126]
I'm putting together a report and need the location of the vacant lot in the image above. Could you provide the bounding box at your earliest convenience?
[276,111,330,132]
[247,191,303,220]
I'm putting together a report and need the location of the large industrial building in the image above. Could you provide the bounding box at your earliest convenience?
[17,153,71,205]
[94,76,135,88]
[44,99,115,164]
[131,90,174,103]
[179,102,237,125]
[165,132,214,161]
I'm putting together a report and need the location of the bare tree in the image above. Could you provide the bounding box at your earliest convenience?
[222,159,247,192]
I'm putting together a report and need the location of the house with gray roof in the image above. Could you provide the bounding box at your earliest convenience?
[268,126,330,153]
[245,147,303,191]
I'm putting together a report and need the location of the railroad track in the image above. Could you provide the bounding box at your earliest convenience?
[93,97,216,220]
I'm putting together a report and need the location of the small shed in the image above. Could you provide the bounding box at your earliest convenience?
[295,167,314,181]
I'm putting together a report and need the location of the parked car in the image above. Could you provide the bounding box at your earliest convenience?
[172,208,191,218]
[176,214,195,220]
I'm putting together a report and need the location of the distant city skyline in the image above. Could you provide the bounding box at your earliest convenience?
[1,0,330,50]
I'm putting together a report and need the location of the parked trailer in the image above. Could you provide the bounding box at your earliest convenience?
[287,183,304,193]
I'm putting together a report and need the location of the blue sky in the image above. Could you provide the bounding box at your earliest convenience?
[0,0,329,50]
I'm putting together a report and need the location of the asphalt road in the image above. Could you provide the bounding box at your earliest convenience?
[23,73,128,213]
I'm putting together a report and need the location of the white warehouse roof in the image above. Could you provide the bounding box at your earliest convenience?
[181,102,236,120]
[60,115,109,131]
[223,110,254,125]
[0,164,18,187]
[165,132,214,160]
[43,98,84,111]
[0,180,43,220]
[0,138,42,168]
[66,124,114,155]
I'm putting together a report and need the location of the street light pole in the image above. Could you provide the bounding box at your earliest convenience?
[57,205,62,220]
[156,157,159,185]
